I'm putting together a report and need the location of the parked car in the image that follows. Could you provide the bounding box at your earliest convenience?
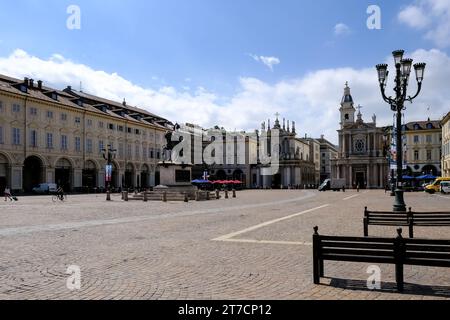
[425,177,450,194]
[32,183,58,194]
[441,181,450,195]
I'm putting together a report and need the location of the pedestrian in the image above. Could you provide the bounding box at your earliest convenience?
[4,186,13,201]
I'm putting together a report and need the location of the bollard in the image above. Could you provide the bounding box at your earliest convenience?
[124,191,129,202]
[216,190,220,199]
[106,190,111,201]
[162,191,167,202]
[121,191,124,200]
[143,192,148,202]
[195,191,200,201]
[184,193,189,203]
[232,189,236,198]
[225,190,229,199]
[206,192,210,201]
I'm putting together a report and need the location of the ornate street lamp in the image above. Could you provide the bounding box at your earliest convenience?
[376,50,426,212]
[102,144,117,201]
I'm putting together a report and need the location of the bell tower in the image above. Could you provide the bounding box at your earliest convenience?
[340,82,356,128]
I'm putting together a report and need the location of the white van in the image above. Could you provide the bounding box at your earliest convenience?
[32,183,58,194]
[441,181,450,194]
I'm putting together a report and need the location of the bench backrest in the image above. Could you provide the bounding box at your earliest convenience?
[403,238,450,267]
[314,227,450,267]
[314,232,396,264]
[409,213,450,226]
[365,207,450,225]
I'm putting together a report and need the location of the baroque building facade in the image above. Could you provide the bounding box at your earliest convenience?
[403,119,442,177]
[442,111,450,177]
[256,116,318,188]
[183,116,320,189]
[0,74,171,193]
[317,135,338,183]
[331,83,388,189]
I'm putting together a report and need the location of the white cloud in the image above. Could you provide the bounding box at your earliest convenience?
[249,54,280,71]
[398,5,430,29]
[399,0,450,47]
[334,23,351,36]
[0,49,449,145]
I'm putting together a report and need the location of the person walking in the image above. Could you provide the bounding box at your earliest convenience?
[4,186,13,201]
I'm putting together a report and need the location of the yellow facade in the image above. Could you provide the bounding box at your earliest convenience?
[0,75,170,192]
[442,112,450,177]
[403,120,442,176]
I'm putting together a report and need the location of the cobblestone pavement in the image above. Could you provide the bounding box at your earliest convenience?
[0,190,449,300]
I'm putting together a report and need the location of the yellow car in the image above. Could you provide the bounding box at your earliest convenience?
[425,177,450,194]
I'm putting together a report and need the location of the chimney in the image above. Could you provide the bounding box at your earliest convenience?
[37,80,43,89]
[29,79,34,88]
[123,98,126,106]
[321,134,324,140]
[24,77,29,86]
[67,85,72,91]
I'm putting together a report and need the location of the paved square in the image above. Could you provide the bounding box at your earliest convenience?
[0,190,449,300]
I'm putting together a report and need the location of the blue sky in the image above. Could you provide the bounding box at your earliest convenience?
[0,0,449,142]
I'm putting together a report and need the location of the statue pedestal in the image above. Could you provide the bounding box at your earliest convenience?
[154,162,197,198]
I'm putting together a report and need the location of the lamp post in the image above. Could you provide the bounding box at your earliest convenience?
[383,131,396,196]
[376,50,426,212]
[102,144,117,201]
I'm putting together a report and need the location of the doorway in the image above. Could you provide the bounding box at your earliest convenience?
[23,156,43,192]
[55,158,72,191]
[355,172,366,189]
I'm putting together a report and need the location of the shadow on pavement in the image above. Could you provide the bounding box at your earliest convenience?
[328,278,450,298]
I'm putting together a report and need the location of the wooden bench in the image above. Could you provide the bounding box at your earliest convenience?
[313,227,450,292]
[364,207,450,238]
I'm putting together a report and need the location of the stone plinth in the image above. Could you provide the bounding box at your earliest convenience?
[154,162,197,198]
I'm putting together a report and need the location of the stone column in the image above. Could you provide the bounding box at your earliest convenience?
[98,169,105,188]
[10,165,23,192]
[73,169,83,190]
[378,164,382,188]
[349,166,352,188]
[119,169,125,188]
[150,171,155,187]
[136,171,140,189]
[286,167,291,186]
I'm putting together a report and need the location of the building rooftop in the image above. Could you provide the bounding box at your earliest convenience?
[0,73,172,129]
[404,120,441,131]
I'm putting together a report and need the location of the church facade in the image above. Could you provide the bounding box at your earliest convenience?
[331,83,389,189]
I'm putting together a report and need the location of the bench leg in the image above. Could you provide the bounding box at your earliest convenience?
[320,259,324,277]
[363,219,369,237]
[409,225,414,239]
[395,263,404,292]
[313,259,320,284]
